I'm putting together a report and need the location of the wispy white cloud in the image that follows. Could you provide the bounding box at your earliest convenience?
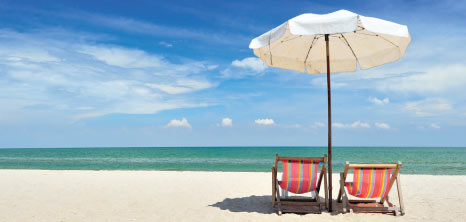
[368,97,390,105]
[221,117,232,127]
[333,121,371,129]
[79,45,166,68]
[375,64,466,95]
[158,41,173,48]
[430,123,441,129]
[221,57,267,79]
[0,48,60,63]
[0,29,216,122]
[310,122,325,128]
[309,63,466,100]
[146,79,214,95]
[207,65,218,70]
[375,122,391,130]
[61,11,249,45]
[166,118,191,128]
[255,118,275,125]
[145,84,192,94]
[232,57,267,72]
[403,98,452,117]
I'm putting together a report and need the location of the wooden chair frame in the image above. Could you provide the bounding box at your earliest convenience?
[337,161,405,216]
[272,154,328,215]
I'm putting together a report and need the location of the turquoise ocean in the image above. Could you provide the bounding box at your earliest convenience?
[0,147,465,175]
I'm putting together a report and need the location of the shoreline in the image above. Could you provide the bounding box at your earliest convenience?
[0,168,465,176]
[1,170,465,221]
[2,146,465,175]
[2,146,466,149]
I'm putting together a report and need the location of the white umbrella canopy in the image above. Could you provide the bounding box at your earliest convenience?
[250,9,411,73]
[249,9,411,212]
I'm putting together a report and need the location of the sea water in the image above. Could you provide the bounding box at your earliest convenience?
[0,147,465,175]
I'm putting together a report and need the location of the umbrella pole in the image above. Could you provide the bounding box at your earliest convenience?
[325,34,333,212]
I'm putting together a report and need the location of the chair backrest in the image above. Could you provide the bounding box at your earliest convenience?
[343,162,402,199]
[275,154,326,194]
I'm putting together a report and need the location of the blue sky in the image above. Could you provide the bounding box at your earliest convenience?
[0,0,465,148]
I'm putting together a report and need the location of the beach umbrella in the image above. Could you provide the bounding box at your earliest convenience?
[249,9,410,211]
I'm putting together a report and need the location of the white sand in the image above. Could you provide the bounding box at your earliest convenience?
[1,170,465,222]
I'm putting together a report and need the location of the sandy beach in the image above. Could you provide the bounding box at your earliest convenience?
[1,170,465,222]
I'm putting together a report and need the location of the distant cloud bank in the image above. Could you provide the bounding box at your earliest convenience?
[221,57,267,78]
[166,118,191,128]
[0,29,216,122]
[375,122,391,130]
[221,118,232,127]
[333,121,370,129]
[369,97,390,105]
[255,118,274,125]
[231,57,267,72]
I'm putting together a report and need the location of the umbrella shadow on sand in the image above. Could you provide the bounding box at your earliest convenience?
[209,195,344,215]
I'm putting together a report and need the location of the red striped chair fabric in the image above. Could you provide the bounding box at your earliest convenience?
[345,168,392,198]
[278,160,322,194]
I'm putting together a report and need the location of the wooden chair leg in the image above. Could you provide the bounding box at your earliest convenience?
[337,189,342,203]
[340,173,348,213]
[275,181,282,215]
[324,168,328,210]
[315,191,322,211]
[272,167,276,207]
[384,195,390,207]
[316,171,323,194]
[379,195,386,204]
[396,175,405,216]
[343,195,349,214]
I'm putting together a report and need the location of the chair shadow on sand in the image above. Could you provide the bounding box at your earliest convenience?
[209,195,276,214]
[209,195,344,215]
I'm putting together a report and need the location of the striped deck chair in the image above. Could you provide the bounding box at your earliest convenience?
[337,161,405,216]
[272,154,328,215]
